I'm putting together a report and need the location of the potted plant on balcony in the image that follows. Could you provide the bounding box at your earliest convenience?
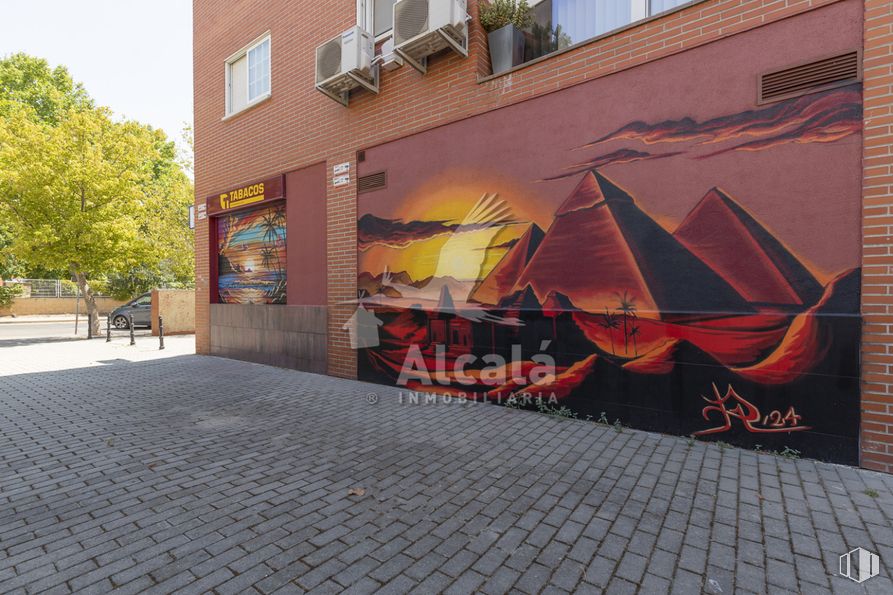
[479,0,533,75]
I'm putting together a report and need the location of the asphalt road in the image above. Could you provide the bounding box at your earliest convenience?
[0,321,86,341]
[0,319,150,347]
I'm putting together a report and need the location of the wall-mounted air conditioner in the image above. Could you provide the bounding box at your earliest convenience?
[315,26,379,106]
[393,0,469,74]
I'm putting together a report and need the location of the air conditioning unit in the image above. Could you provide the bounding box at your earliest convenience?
[315,26,379,106]
[393,0,469,74]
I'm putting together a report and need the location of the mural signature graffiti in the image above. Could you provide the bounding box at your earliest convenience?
[694,383,811,436]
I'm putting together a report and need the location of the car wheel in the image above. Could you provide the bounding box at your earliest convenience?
[113,315,129,329]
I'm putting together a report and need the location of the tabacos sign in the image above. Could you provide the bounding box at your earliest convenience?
[206,175,284,215]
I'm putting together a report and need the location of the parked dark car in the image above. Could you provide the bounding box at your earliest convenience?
[110,293,152,329]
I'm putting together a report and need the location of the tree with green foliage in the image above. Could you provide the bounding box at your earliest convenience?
[0,53,93,281]
[0,53,193,334]
[0,53,92,124]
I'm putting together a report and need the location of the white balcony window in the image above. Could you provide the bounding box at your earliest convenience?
[225,33,272,117]
[521,0,693,67]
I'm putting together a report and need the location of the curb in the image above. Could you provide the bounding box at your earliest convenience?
[0,318,79,324]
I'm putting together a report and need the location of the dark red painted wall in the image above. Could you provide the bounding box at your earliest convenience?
[286,163,327,305]
[352,1,864,464]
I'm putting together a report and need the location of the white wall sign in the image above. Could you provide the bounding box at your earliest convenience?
[197,204,207,220]
[333,174,350,188]
[333,162,350,175]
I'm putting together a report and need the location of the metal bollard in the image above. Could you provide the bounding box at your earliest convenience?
[158,315,165,350]
[129,313,135,345]
[106,314,111,342]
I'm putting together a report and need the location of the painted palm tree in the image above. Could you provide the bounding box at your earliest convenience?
[615,290,637,355]
[598,308,619,355]
[260,247,277,271]
[218,214,234,252]
[272,205,286,229]
[629,324,641,357]
[260,211,283,245]
[258,209,287,276]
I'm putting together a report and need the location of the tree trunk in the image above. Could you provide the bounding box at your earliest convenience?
[70,264,100,337]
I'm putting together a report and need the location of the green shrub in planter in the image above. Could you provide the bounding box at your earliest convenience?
[479,0,532,32]
[480,0,533,74]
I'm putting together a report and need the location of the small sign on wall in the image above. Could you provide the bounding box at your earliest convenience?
[333,174,350,188]
[188,205,196,229]
[197,204,207,220]
[333,162,350,176]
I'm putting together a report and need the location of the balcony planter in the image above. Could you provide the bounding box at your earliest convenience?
[488,24,526,75]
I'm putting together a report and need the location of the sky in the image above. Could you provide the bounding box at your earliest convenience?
[0,0,193,148]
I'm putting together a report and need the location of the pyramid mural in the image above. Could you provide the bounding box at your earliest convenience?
[355,83,862,464]
[469,223,544,305]
[674,188,823,307]
[510,172,753,317]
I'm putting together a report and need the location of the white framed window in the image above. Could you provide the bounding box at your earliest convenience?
[357,0,398,40]
[511,0,696,68]
[225,33,271,118]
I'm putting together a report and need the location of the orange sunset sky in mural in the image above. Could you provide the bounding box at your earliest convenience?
[358,80,863,292]
[357,166,818,287]
[360,173,549,282]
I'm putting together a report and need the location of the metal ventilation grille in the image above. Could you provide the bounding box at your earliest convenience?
[358,171,387,194]
[395,0,429,46]
[316,38,342,83]
[759,51,860,104]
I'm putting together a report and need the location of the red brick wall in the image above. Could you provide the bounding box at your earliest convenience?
[194,0,848,344]
[327,153,358,378]
[861,0,893,473]
[193,0,891,467]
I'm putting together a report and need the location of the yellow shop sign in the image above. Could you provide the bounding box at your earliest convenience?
[207,175,285,215]
[219,182,265,210]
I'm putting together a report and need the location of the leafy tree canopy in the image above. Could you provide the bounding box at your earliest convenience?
[0,53,92,124]
[0,53,193,331]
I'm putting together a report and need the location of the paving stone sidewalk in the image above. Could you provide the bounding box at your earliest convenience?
[0,333,195,376]
[1,347,893,594]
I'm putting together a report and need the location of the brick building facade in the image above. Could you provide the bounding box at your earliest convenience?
[194,0,893,470]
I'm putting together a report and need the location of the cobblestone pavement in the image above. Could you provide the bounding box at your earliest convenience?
[2,346,893,594]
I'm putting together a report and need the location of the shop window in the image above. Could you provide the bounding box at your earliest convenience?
[216,203,287,304]
[225,33,271,117]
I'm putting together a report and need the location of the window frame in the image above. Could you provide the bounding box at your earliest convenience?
[224,32,272,119]
[357,0,395,42]
[479,0,704,80]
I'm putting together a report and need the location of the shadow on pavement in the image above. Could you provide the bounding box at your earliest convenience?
[0,329,155,349]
